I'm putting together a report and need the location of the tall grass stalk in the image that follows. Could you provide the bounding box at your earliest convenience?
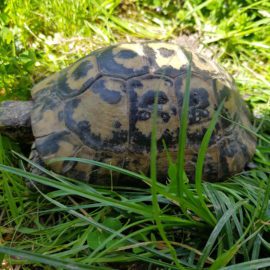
[150,92,185,269]
[176,52,192,200]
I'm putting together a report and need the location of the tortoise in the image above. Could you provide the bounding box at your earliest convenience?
[0,42,256,183]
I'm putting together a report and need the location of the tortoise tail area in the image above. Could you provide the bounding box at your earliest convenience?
[0,100,34,143]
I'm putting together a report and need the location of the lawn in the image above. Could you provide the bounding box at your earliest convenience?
[0,0,270,269]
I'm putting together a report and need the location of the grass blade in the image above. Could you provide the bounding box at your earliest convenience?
[194,99,225,226]
[209,243,241,270]
[0,164,153,217]
[197,200,245,269]
[0,246,112,270]
[220,258,270,270]
[149,88,186,269]
[176,51,192,199]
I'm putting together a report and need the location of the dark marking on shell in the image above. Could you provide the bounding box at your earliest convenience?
[67,169,87,181]
[171,106,177,116]
[128,79,179,151]
[202,154,219,180]
[115,49,138,59]
[128,83,151,150]
[158,48,175,57]
[91,78,123,104]
[143,45,185,77]
[35,92,59,111]
[160,112,170,123]
[57,66,100,98]
[129,80,143,89]
[175,77,184,108]
[110,130,128,145]
[139,90,169,108]
[98,46,149,78]
[143,45,157,68]
[57,72,74,95]
[114,121,122,129]
[72,60,93,80]
[223,139,239,158]
[157,128,177,149]
[143,46,180,76]
[36,130,70,156]
[64,98,127,150]
[32,90,60,124]
[77,120,96,145]
[187,127,207,144]
[130,129,151,151]
[188,88,210,125]
[137,110,151,121]
[190,88,210,108]
[155,66,184,78]
[64,99,98,148]
[33,88,51,101]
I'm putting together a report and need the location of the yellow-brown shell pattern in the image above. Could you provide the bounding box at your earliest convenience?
[31,42,256,183]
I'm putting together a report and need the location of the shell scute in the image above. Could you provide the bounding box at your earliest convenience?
[58,55,100,97]
[64,77,128,152]
[127,75,179,153]
[98,43,149,79]
[35,130,82,173]
[143,42,189,77]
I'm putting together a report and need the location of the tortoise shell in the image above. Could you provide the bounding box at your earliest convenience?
[31,42,256,183]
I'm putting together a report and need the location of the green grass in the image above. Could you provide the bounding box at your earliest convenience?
[0,0,270,269]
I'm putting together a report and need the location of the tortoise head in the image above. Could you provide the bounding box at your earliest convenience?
[0,100,34,142]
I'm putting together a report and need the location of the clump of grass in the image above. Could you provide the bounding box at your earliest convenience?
[0,117,270,269]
